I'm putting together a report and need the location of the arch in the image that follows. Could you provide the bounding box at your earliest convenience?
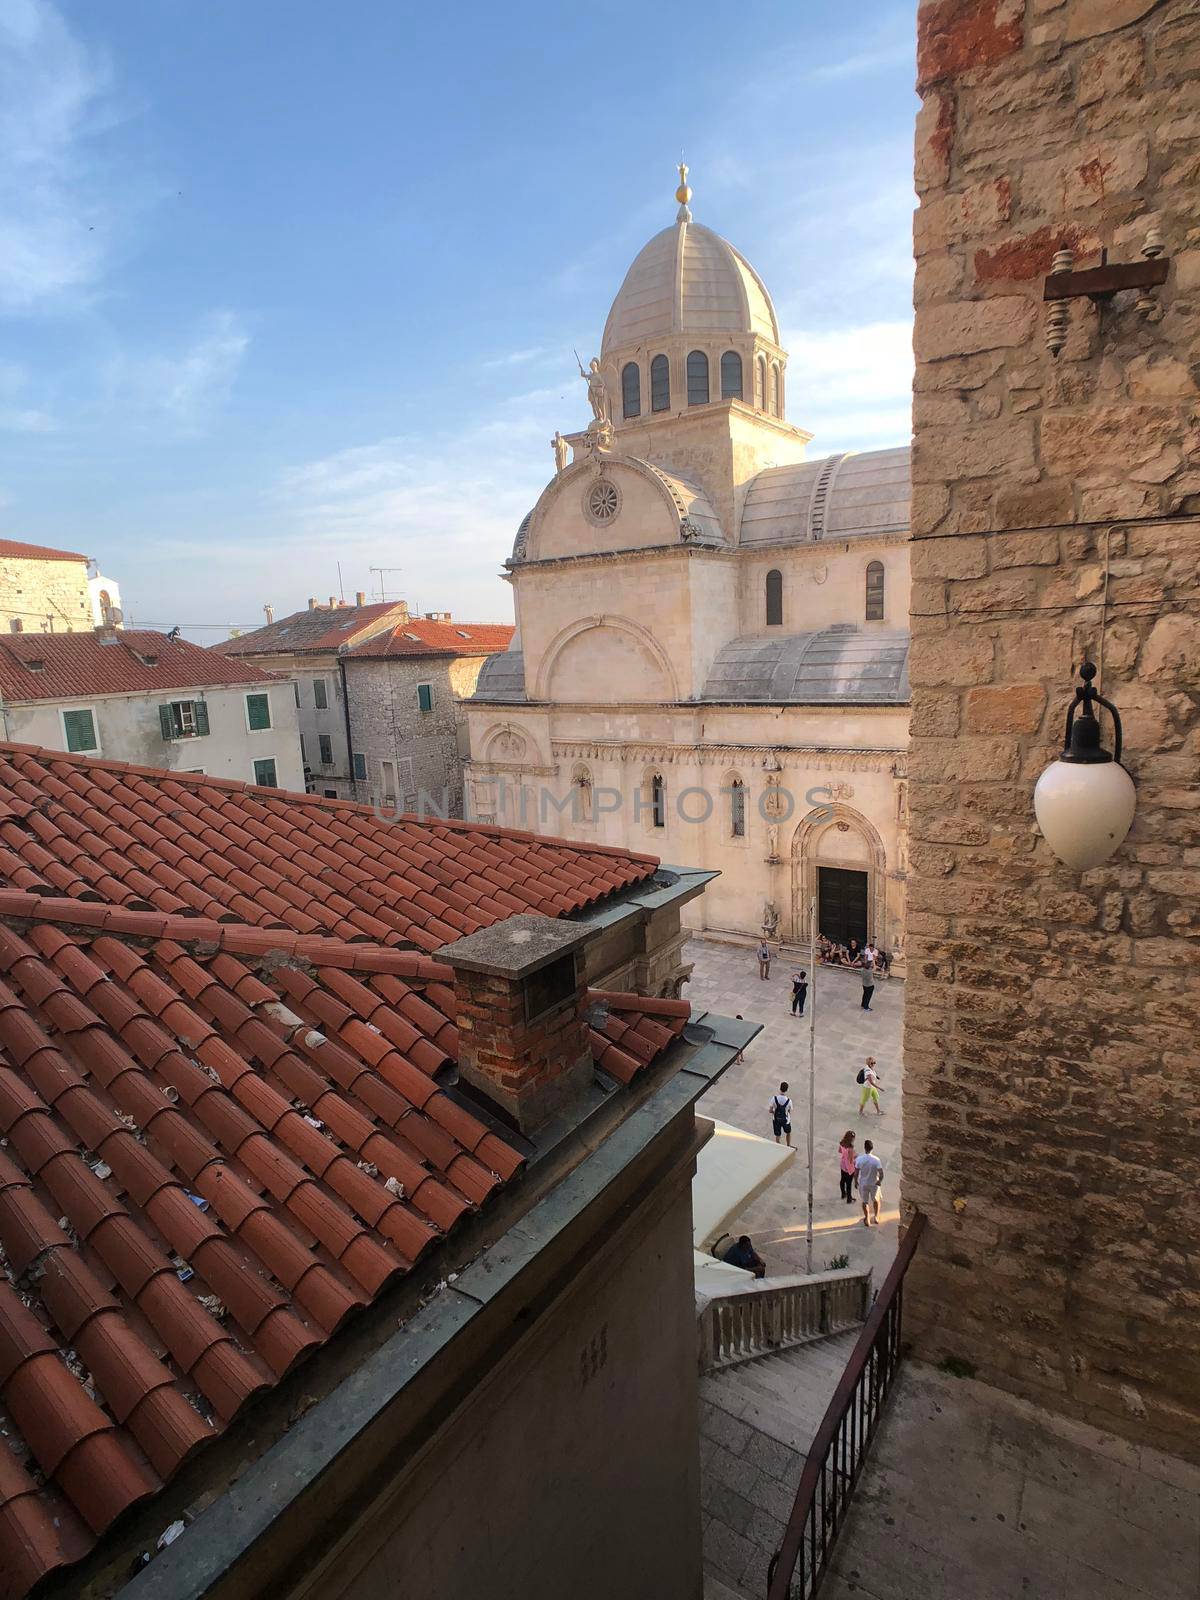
[570,762,594,823]
[788,803,888,948]
[533,614,682,703]
[770,362,781,417]
[720,351,743,401]
[621,362,641,419]
[865,559,885,621]
[755,355,766,409]
[686,350,709,406]
[726,772,746,839]
[765,568,783,627]
[650,354,671,412]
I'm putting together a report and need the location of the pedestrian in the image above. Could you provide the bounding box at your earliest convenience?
[859,951,876,1010]
[790,969,808,1017]
[838,1130,857,1204]
[769,1081,793,1148]
[757,938,772,980]
[855,1139,884,1227]
[721,1234,767,1278]
[857,1057,883,1116]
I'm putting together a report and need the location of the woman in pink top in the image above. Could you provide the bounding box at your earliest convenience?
[838,1131,857,1204]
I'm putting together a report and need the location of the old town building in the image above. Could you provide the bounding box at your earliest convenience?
[465,173,912,964]
[903,0,1200,1464]
[0,627,304,789]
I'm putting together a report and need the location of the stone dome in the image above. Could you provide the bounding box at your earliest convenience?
[601,219,780,356]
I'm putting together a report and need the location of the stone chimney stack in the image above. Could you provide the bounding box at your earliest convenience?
[355,590,366,607]
[264,603,274,624]
[307,598,317,610]
[329,595,337,609]
[435,914,598,1134]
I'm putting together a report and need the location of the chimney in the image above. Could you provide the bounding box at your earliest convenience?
[308,598,317,610]
[264,603,275,625]
[436,914,597,1134]
[425,611,451,622]
[355,590,366,607]
[329,595,337,609]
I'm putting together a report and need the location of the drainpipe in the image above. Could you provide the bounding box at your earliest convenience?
[338,653,356,800]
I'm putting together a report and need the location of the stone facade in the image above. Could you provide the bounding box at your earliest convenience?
[345,652,492,817]
[0,547,92,635]
[904,0,1200,1460]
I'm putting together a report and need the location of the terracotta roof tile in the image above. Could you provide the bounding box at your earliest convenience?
[0,538,89,563]
[0,631,279,704]
[344,618,515,660]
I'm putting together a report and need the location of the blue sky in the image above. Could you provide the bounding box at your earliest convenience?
[0,0,917,639]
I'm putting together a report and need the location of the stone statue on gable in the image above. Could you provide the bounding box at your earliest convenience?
[576,352,612,428]
[552,431,569,475]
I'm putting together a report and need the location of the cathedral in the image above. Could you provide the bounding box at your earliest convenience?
[464,168,911,971]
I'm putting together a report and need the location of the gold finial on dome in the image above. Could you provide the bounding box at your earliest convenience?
[675,160,693,223]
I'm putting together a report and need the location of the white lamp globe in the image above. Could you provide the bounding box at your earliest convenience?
[1033,661,1135,871]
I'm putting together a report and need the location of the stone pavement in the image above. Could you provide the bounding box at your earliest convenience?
[687,937,902,1281]
[822,1361,1200,1600]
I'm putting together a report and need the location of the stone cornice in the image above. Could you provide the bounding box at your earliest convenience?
[509,528,908,575]
[551,739,907,775]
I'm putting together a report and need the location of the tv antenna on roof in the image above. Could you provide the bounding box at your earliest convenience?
[369,566,405,603]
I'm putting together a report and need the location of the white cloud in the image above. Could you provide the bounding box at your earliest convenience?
[783,320,913,452]
[0,0,118,310]
[104,310,249,429]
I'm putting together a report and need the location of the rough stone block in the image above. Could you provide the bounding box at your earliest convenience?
[909,631,995,687]
[1064,0,1158,44]
[964,684,1048,733]
[914,296,1039,362]
[917,0,1024,88]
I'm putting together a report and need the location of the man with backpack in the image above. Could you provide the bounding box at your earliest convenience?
[856,1057,882,1115]
[790,969,808,1017]
[769,1082,793,1147]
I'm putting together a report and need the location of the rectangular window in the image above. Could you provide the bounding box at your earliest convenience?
[352,752,367,781]
[253,758,278,788]
[62,707,99,754]
[313,678,329,710]
[318,733,333,764]
[293,681,301,707]
[245,692,271,730]
[299,734,307,764]
[158,700,209,740]
[323,788,338,798]
[380,758,397,800]
[417,683,433,713]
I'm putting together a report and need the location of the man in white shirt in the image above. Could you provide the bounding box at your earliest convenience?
[854,1139,884,1227]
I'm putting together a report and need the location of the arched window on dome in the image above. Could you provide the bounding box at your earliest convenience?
[771,363,782,417]
[621,362,641,420]
[865,560,885,622]
[720,351,743,401]
[765,569,783,627]
[650,354,671,412]
[754,355,766,409]
[687,350,709,407]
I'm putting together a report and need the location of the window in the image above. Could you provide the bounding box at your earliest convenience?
[720,351,743,401]
[158,700,209,741]
[61,707,99,754]
[293,681,301,707]
[771,363,781,417]
[621,362,641,419]
[318,733,334,764]
[300,734,308,764]
[380,758,397,800]
[253,758,278,787]
[866,560,885,621]
[9,619,22,634]
[686,350,709,406]
[729,778,746,838]
[417,682,433,713]
[352,752,367,781]
[313,678,329,710]
[650,354,670,412]
[323,789,338,798]
[765,569,783,627]
[755,355,766,409]
[650,772,666,829]
[245,692,271,730]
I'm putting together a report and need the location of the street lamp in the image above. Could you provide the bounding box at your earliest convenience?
[1033,661,1135,870]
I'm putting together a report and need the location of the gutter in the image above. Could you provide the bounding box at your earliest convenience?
[337,653,356,797]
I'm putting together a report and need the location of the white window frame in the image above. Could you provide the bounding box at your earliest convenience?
[244,690,273,732]
[252,756,279,788]
[60,705,101,755]
[380,757,397,803]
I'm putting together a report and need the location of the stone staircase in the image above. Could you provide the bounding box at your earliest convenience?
[699,1324,864,1599]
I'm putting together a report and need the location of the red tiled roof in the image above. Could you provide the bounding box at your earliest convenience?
[0,750,680,1594]
[212,603,405,658]
[0,541,89,565]
[0,632,277,704]
[347,619,515,660]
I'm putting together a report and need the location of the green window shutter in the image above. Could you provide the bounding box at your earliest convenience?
[314,679,328,710]
[417,683,433,713]
[194,700,210,736]
[159,704,175,741]
[352,752,367,780]
[318,734,333,763]
[63,709,97,752]
[246,693,271,730]
[253,759,277,787]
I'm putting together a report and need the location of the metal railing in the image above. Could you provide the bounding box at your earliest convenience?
[698,1269,872,1374]
[766,1212,927,1600]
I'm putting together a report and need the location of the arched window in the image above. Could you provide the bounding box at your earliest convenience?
[571,763,594,823]
[865,560,885,621]
[755,355,766,409]
[720,351,743,401]
[686,350,709,406]
[771,363,781,417]
[729,776,746,838]
[621,362,641,419]
[765,569,783,627]
[642,771,666,830]
[650,354,670,412]
[9,618,22,634]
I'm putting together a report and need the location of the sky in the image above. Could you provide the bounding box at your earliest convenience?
[0,0,918,640]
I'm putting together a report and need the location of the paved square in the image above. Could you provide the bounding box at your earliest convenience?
[687,936,903,1282]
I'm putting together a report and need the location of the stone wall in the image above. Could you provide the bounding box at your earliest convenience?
[905,0,1200,1459]
[345,654,488,817]
[0,553,92,634]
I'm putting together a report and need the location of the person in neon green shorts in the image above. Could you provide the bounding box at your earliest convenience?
[858,1057,883,1115]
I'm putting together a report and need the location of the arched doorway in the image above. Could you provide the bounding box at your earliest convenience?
[789,804,887,948]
